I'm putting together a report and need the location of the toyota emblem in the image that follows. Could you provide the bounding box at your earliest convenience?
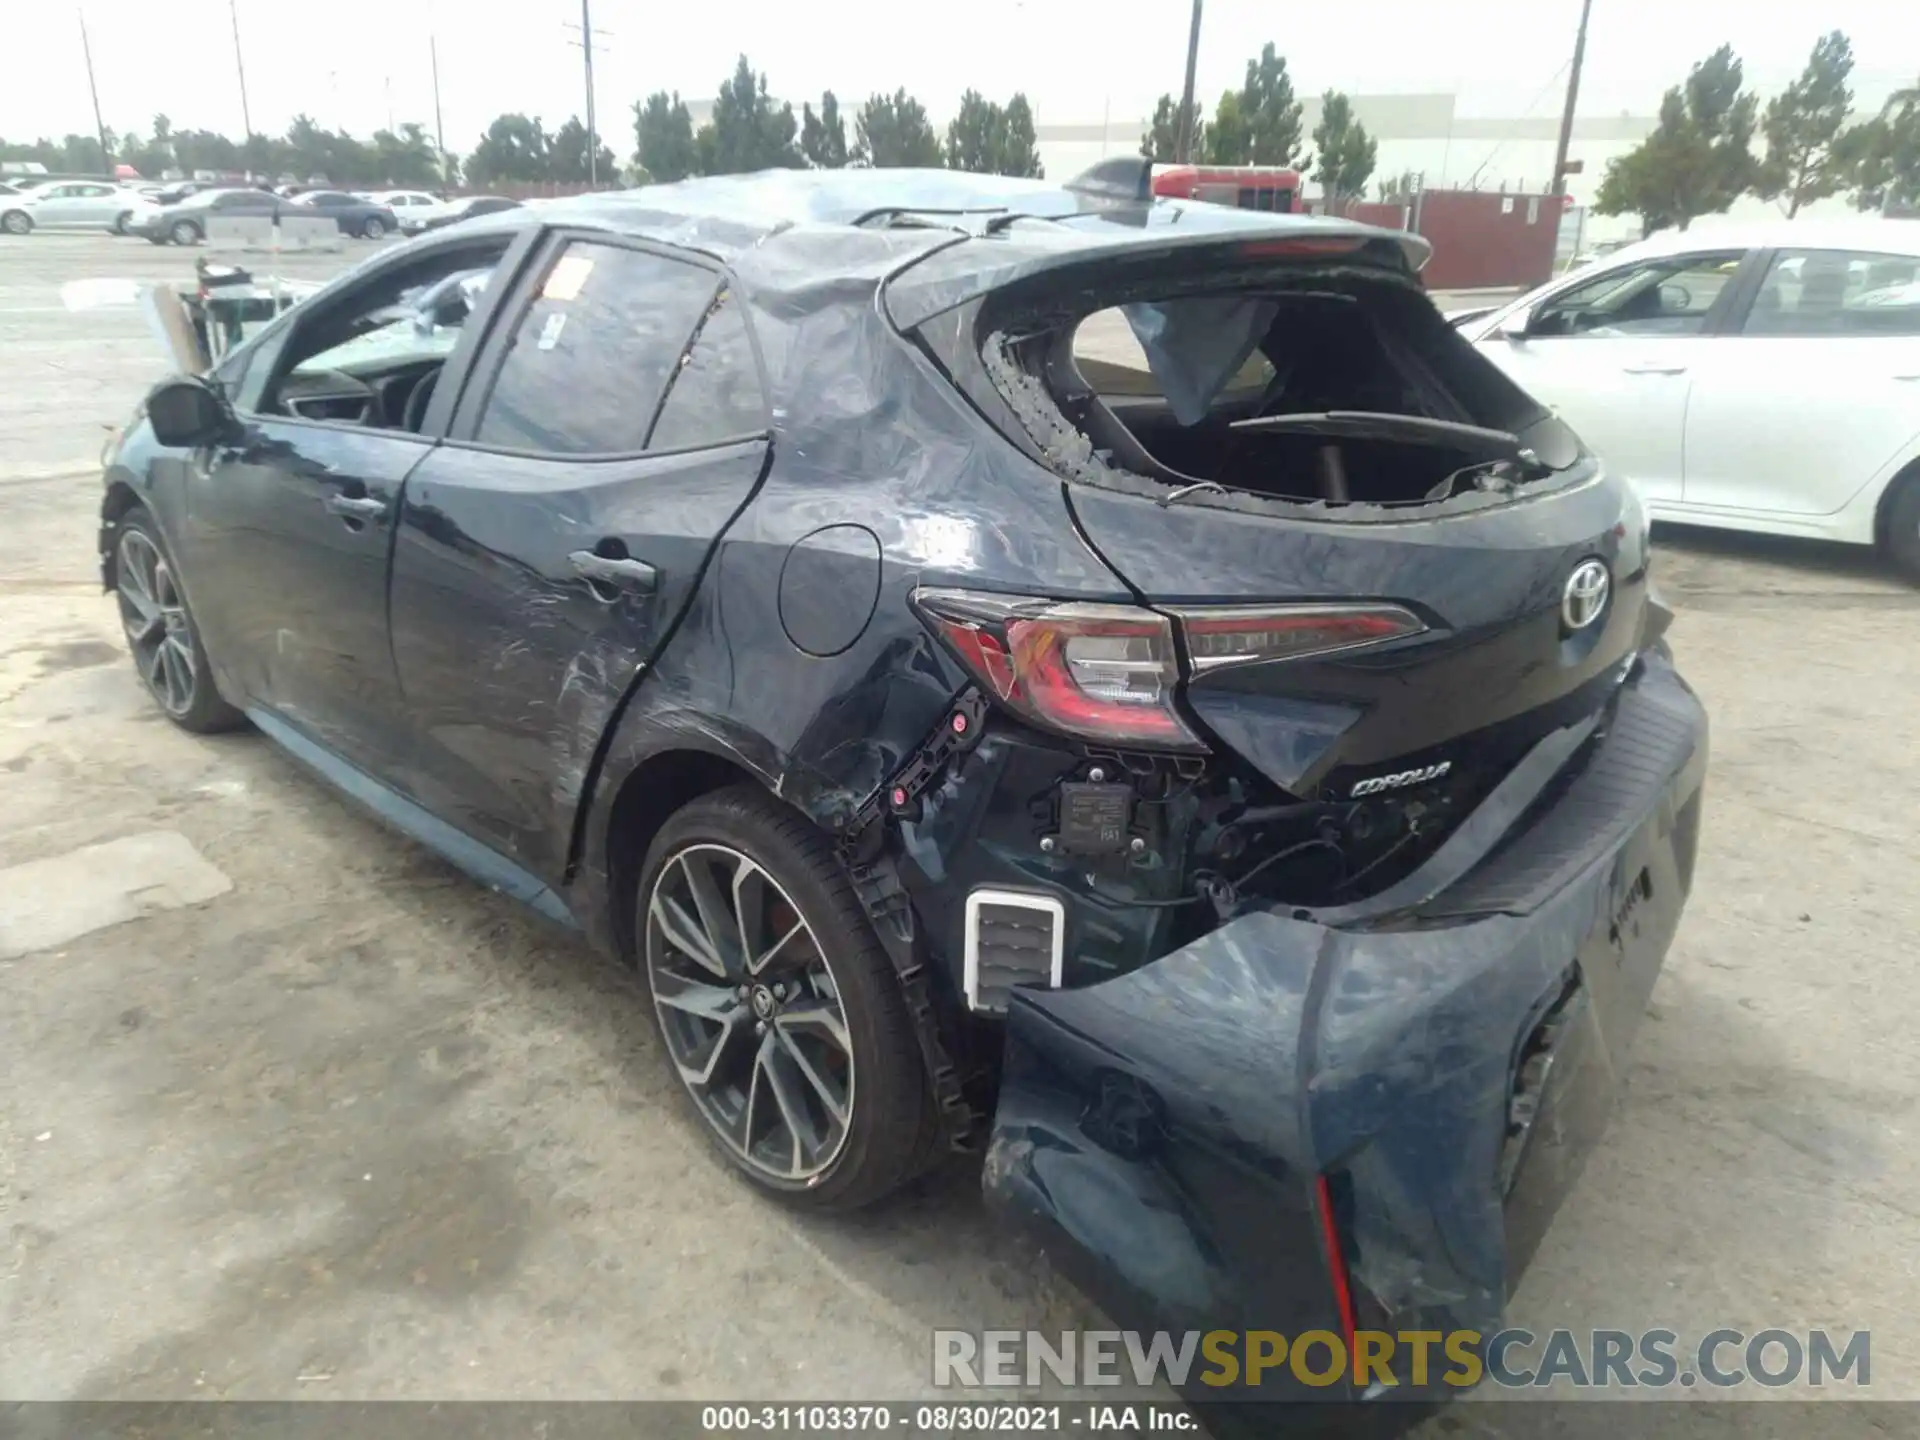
[1562,560,1611,631]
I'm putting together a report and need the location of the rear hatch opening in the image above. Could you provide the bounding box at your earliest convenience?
[966,258,1587,517]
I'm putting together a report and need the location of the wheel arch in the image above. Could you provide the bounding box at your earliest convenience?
[99,477,151,589]
[595,738,786,966]
[1872,452,1920,551]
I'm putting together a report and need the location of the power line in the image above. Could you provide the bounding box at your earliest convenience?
[229,0,254,140]
[562,1,614,186]
[76,10,112,173]
[1176,0,1204,163]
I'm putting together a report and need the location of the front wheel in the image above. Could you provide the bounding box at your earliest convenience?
[111,507,245,733]
[637,786,937,1210]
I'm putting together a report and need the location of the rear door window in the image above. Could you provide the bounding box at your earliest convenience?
[475,240,718,456]
[1741,249,1920,337]
[646,294,767,450]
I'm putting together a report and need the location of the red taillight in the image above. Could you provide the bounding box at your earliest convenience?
[914,589,1204,751]
[1238,237,1366,259]
[1174,603,1425,672]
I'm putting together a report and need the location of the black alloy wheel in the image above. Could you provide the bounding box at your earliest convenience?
[638,787,936,1209]
[112,508,244,733]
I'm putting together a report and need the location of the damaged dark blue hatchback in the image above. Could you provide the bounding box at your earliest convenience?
[100,162,1706,1414]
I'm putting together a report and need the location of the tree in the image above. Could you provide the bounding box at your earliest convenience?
[370,123,442,187]
[945,90,1042,176]
[550,116,616,184]
[1202,90,1252,165]
[1140,93,1205,163]
[945,90,1000,173]
[700,55,799,174]
[1311,91,1377,209]
[1593,45,1757,234]
[1756,31,1856,217]
[1209,43,1305,166]
[853,89,944,168]
[634,91,700,183]
[801,91,849,168]
[466,113,552,186]
[1845,77,1920,213]
[1001,94,1043,178]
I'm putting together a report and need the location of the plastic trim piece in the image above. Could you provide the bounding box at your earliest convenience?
[963,889,1066,1013]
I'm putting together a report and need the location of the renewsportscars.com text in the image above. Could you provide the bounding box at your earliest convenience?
[933,1328,1870,1391]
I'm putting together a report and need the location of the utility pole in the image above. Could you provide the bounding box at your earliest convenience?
[429,32,449,186]
[77,11,113,176]
[229,0,254,142]
[1551,0,1594,196]
[1175,0,1204,163]
[563,2,612,187]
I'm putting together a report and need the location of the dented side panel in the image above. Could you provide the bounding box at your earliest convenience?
[571,288,1136,956]
[386,439,770,884]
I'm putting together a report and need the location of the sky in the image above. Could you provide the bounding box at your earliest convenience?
[6,0,1914,155]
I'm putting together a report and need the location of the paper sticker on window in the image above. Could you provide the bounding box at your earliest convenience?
[543,254,595,301]
[537,312,567,351]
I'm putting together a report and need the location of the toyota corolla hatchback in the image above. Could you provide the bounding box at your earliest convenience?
[101,164,1707,1417]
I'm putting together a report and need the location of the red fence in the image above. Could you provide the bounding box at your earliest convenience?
[1307,189,1565,291]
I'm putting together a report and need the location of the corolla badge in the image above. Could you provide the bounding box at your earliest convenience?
[1562,559,1611,631]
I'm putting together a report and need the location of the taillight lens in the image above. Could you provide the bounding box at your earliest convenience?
[913,589,1203,750]
[1173,603,1425,672]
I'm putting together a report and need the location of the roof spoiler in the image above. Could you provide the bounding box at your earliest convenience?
[1063,157,1153,203]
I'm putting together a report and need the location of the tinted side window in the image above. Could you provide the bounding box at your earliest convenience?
[476,242,717,456]
[647,295,767,450]
[1531,252,1744,338]
[1743,249,1920,338]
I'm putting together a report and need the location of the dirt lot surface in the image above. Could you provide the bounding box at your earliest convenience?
[3,234,1916,1430]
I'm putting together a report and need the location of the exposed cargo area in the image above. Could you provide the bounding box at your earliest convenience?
[960,259,1585,515]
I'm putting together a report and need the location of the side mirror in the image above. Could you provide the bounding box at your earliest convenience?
[147,376,236,448]
[1496,305,1536,342]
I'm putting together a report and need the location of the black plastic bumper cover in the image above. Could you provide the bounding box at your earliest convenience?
[982,652,1707,1416]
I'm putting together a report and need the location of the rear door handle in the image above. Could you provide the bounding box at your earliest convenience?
[1621,363,1688,375]
[1894,373,1920,382]
[569,550,658,594]
[324,492,388,520]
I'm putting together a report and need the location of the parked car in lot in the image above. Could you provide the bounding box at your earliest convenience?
[131,186,398,244]
[100,165,1705,1423]
[287,189,401,238]
[397,193,520,235]
[0,179,158,235]
[1458,220,1920,575]
[370,188,443,213]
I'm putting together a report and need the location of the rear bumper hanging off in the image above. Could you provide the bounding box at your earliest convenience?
[982,651,1707,1416]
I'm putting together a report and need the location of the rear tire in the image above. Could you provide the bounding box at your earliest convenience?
[169,219,201,246]
[635,785,938,1211]
[110,506,245,734]
[1883,470,1920,581]
[112,212,132,235]
[361,215,387,240]
[1,209,32,236]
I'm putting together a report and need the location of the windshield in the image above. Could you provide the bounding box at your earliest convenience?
[291,266,492,375]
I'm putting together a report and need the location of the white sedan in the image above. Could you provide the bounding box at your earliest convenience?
[0,180,157,235]
[1458,219,1920,577]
